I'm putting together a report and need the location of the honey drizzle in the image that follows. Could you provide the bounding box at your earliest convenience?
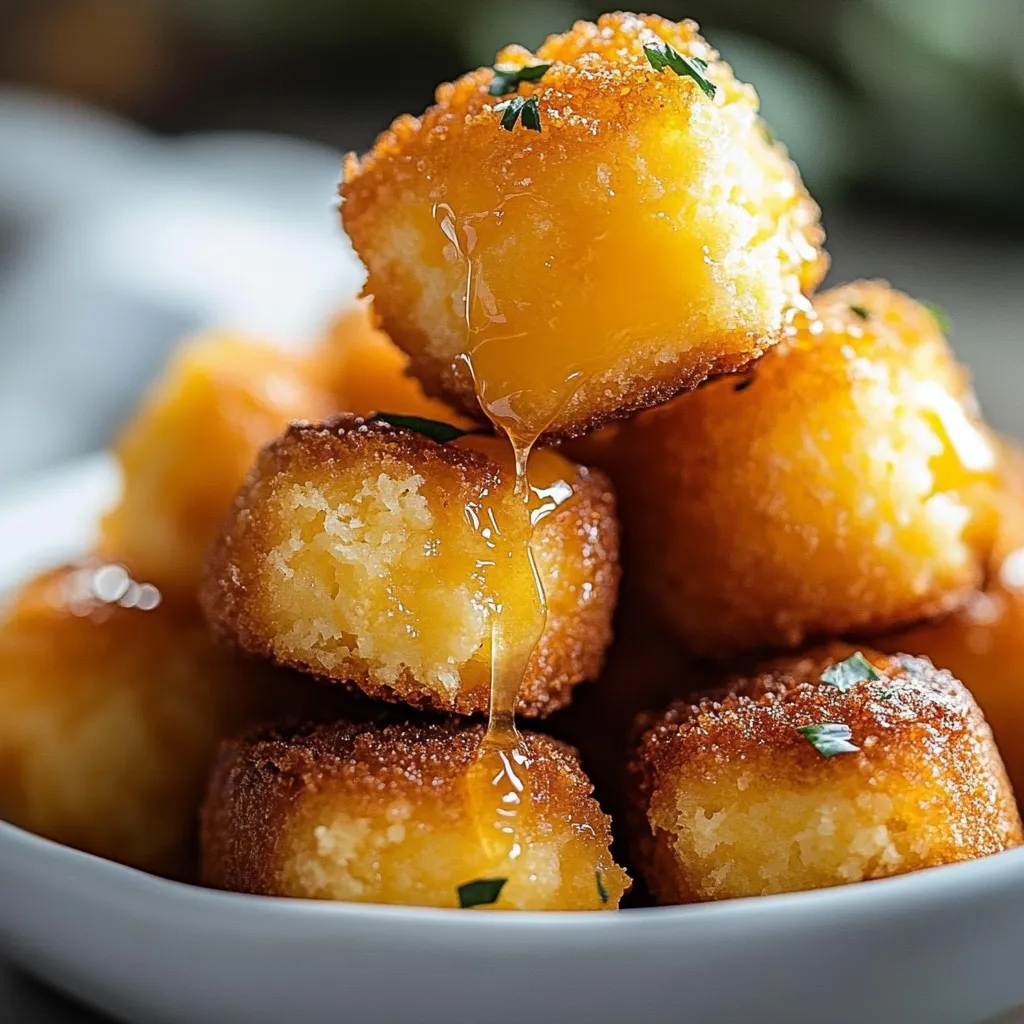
[461,388,550,866]
[435,200,589,884]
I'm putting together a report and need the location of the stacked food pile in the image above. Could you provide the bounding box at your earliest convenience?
[1,12,1022,911]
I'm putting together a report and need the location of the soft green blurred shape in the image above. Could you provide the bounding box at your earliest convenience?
[459,0,589,64]
[711,29,858,201]
[839,0,1024,213]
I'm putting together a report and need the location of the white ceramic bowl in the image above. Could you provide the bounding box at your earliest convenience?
[0,457,1022,1024]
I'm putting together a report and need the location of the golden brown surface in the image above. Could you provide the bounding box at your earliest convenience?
[881,441,1024,797]
[629,645,1021,904]
[341,12,826,442]
[101,333,334,598]
[202,714,629,910]
[314,302,474,426]
[0,563,306,880]
[202,415,620,716]
[582,281,1000,657]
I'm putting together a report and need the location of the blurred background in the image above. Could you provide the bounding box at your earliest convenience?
[0,0,1022,482]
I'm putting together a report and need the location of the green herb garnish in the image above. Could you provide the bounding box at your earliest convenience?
[797,723,860,759]
[820,651,880,693]
[489,62,551,97]
[495,94,542,132]
[369,412,472,444]
[849,305,870,321]
[643,41,716,99]
[923,301,952,335]
[458,877,507,909]
[734,376,755,393]
[898,654,932,677]
[596,870,609,904]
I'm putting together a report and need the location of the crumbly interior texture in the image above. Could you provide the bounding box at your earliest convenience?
[202,716,629,910]
[588,281,1000,656]
[882,440,1024,796]
[341,12,826,441]
[0,564,295,880]
[202,417,619,716]
[629,645,1022,903]
[101,333,333,597]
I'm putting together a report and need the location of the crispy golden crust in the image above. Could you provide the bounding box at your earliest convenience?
[584,281,1001,657]
[201,714,630,910]
[202,415,620,716]
[0,562,314,880]
[628,644,1022,904]
[341,12,826,443]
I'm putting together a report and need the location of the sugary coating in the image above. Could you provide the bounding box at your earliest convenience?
[201,715,629,910]
[881,441,1024,797]
[341,12,826,442]
[100,333,334,598]
[314,302,473,426]
[202,416,620,716]
[629,645,1022,904]
[582,281,1000,656]
[0,563,304,880]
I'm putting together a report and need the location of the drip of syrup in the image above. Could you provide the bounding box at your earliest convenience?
[436,201,587,881]
[459,419,551,866]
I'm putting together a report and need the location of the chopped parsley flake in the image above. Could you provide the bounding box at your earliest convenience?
[898,654,932,677]
[797,723,860,759]
[734,376,755,393]
[495,94,542,132]
[458,877,507,909]
[849,305,870,321]
[596,870,609,904]
[643,41,716,99]
[820,652,881,692]
[369,412,472,444]
[489,62,551,97]
[923,301,952,335]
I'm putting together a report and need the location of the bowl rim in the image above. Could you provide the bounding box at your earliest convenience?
[3,816,1022,932]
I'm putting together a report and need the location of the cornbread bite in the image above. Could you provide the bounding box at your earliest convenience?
[341,12,826,441]
[201,715,629,910]
[589,281,999,656]
[101,333,333,597]
[629,646,1021,904]
[202,415,619,716]
[0,562,299,879]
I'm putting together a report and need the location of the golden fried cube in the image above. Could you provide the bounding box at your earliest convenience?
[586,281,1000,656]
[101,333,334,597]
[629,646,1021,904]
[203,416,619,716]
[202,715,629,910]
[0,563,296,879]
[341,12,826,441]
